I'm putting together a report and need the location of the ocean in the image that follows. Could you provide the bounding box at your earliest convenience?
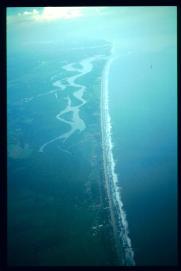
[109,44,177,265]
[7,6,177,266]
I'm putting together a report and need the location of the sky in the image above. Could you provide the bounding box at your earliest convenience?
[7,6,177,54]
[6,6,177,266]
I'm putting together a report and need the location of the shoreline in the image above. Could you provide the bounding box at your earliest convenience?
[100,49,135,266]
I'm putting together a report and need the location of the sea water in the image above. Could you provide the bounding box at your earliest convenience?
[109,45,177,265]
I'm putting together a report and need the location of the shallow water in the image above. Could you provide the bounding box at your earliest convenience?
[7,41,119,266]
[39,55,106,152]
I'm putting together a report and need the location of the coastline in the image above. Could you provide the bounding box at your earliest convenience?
[100,49,135,266]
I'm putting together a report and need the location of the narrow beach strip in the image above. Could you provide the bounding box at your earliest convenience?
[100,48,135,266]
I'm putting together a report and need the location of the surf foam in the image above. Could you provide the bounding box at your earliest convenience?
[101,51,135,266]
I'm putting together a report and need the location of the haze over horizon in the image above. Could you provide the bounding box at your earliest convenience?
[7,6,177,266]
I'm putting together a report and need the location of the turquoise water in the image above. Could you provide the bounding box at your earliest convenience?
[109,45,177,265]
[7,6,177,266]
[7,43,120,266]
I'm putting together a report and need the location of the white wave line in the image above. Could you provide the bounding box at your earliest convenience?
[101,51,135,266]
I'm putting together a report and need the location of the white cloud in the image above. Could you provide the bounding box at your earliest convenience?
[38,7,83,21]
[24,9,39,16]
[7,7,108,25]
[17,7,84,22]
[17,9,39,17]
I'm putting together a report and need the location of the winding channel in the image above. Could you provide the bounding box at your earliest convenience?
[39,54,106,152]
[20,46,135,265]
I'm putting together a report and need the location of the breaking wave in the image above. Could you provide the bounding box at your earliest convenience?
[100,52,135,266]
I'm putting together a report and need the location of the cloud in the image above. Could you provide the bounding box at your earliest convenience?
[7,7,109,25]
[39,7,83,21]
[23,9,39,16]
[7,7,113,27]
[16,7,84,22]
[17,9,39,19]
